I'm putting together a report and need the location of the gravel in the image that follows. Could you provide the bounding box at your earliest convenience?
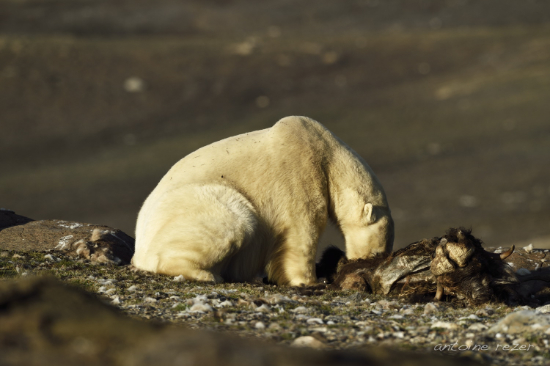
[1,249,550,366]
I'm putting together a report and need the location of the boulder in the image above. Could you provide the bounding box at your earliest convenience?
[0,210,134,265]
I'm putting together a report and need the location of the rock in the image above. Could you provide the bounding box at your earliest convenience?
[0,209,33,230]
[0,210,134,264]
[431,321,458,330]
[291,306,308,314]
[218,300,233,307]
[489,310,550,334]
[468,323,488,331]
[424,303,439,315]
[266,293,292,304]
[291,336,326,349]
[345,292,363,302]
[256,304,271,313]
[189,302,213,313]
[377,300,400,309]
[459,314,481,321]
[536,304,550,314]
[306,318,324,325]
[255,321,266,329]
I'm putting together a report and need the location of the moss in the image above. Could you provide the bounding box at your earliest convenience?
[171,304,187,312]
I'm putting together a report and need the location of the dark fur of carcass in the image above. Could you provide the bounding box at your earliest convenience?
[318,228,523,306]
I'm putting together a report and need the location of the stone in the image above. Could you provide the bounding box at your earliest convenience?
[431,321,458,330]
[536,304,550,314]
[291,306,308,314]
[468,323,488,331]
[0,211,134,265]
[489,310,550,334]
[189,302,213,312]
[424,303,439,315]
[266,294,292,304]
[306,318,324,325]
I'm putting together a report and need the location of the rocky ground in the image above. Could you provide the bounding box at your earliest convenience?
[1,249,549,366]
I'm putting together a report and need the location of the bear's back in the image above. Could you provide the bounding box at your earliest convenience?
[158,116,329,187]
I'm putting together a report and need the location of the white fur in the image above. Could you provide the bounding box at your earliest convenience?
[132,116,394,286]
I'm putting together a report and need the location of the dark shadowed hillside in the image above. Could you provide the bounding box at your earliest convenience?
[1,0,550,251]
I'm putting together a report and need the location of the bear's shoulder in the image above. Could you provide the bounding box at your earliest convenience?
[270,116,334,147]
[272,116,328,135]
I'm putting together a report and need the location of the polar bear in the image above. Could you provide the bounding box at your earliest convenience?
[132,116,394,286]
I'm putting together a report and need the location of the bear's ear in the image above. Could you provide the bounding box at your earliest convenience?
[363,203,376,224]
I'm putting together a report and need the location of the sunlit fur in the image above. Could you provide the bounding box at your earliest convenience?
[132,116,393,285]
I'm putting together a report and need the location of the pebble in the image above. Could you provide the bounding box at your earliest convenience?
[143,297,157,303]
[189,302,213,312]
[431,321,458,330]
[127,285,138,292]
[266,294,292,305]
[192,294,208,304]
[306,318,324,325]
[291,306,309,314]
[468,323,488,331]
[459,314,481,321]
[424,303,439,315]
[478,307,494,316]
[256,304,271,313]
[98,279,116,285]
[173,275,185,282]
[218,300,233,307]
[268,323,281,331]
[393,331,405,339]
[291,336,326,349]
[377,300,399,309]
[255,321,266,329]
[523,244,534,253]
[346,293,363,302]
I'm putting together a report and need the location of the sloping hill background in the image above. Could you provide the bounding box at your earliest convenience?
[1,0,550,251]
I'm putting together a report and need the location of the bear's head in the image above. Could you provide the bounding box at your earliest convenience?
[344,203,394,260]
